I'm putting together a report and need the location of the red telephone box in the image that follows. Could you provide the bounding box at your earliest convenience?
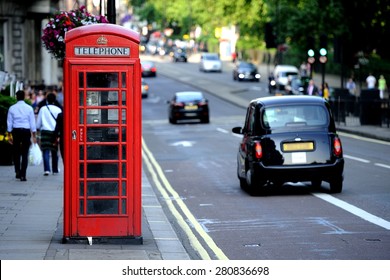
[62,24,142,243]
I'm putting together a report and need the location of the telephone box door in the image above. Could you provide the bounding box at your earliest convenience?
[69,65,138,237]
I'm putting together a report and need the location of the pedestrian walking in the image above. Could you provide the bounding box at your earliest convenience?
[346,77,357,95]
[321,82,330,100]
[56,81,64,107]
[34,89,45,114]
[232,52,237,63]
[36,86,63,114]
[6,90,37,181]
[366,73,376,89]
[36,92,62,175]
[299,61,308,77]
[378,75,387,99]
[306,79,319,96]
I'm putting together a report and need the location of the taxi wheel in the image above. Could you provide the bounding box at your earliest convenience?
[245,169,266,196]
[330,177,343,193]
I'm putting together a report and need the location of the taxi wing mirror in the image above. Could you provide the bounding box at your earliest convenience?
[232,127,243,134]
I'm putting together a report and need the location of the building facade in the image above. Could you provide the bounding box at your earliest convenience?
[0,0,135,91]
[0,0,62,89]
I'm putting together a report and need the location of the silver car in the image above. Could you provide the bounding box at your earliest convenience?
[199,52,222,72]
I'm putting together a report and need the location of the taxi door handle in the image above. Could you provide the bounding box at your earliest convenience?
[72,130,77,140]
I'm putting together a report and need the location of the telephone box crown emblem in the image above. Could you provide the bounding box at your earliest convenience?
[97,35,108,45]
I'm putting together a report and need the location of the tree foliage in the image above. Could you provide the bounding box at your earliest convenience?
[129,0,390,70]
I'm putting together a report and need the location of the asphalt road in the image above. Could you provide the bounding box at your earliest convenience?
[141,57,390,260]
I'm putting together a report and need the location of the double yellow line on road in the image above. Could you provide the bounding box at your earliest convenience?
[142,138,228,260]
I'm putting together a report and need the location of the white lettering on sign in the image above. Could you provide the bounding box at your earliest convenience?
[74,47,130,56]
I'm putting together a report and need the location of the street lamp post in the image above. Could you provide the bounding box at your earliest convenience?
[319,34,328,89]
[107,0,116,24]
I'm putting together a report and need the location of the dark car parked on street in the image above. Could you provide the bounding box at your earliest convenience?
[233,61,261,82]
[168,91,210,124]
[232,95,344,195]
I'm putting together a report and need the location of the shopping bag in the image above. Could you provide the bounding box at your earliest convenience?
[29,143,43,166]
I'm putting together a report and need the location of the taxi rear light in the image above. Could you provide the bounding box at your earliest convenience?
[333,137,342,157]
[174,102,184,107]
[254,141,263,159]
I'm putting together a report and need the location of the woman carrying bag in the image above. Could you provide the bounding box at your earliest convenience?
[36,92,62,176]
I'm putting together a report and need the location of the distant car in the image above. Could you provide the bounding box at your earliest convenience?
[168,91,210,124]
[232,95,344,195]
[269,64,299,93]
[141,78,149,98]
[172,48,187,62]
[199,53,222,72]
[233,62,261,82]
[141,60,157,77]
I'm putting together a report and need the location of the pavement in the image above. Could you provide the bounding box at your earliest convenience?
[0,161,191,260]
[1,54,389,261]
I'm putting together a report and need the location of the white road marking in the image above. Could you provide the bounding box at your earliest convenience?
[217,127,242,138]
[313,193,390,230]
[374,163,390,169]
[170,141,195,147]
[216,127,229,134]
[343,154,370,163]
[232,133,243,138]
[142,139,228,260]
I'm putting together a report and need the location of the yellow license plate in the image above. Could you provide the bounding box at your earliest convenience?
[283,142,314,152]
[185,105,198,110]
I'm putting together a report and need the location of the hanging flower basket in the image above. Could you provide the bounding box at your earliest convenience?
[41,5,109,60]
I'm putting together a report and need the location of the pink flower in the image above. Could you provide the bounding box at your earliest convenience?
[41,6,108,60]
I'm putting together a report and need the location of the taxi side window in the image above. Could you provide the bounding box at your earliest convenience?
[244,105,255,135]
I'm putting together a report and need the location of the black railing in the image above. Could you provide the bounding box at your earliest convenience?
[329,88,390,128]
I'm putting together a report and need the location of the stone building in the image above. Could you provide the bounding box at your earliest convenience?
[0,0,130,91]
[0,0,63,89]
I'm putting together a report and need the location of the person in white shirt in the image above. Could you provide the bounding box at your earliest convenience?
[36,92,62,176]
[366,73,376,89]
[7,90,37,181]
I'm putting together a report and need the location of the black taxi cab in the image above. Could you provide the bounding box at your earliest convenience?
[232,95,344,195]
